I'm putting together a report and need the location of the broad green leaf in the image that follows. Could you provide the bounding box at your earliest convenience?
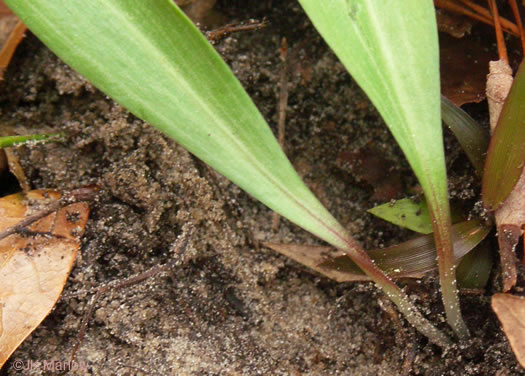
[297,0,466,337]
[368,197,465,234]
[482,60,525,210]
[4,0,346,250]
[6,0,451,347]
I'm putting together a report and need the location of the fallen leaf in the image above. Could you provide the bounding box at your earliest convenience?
[0,189,90,367]
[335,147,403,201]
[175,0,221,27]
[492,293,525,368]
[4,148,30,191]
[497,224,521,292]
[0,150,6,174]
[262,242,365,282]
[436,9,473,38]
[0,1,26,79]
[440,32,492,106]
[487,59,514,133]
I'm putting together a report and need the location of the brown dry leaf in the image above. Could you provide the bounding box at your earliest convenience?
[497,224,521,292]
[486,59,524,291]
[335,147,403,201]
[492,293,525,368]
[0,150,6,175]
[262,242,369,282]
[0,189,90,367]
[436,9,473,38]
[0,1,26,79]
[487,59,514,133]
[440,33,493,106]
[4,148,30,192]
[175,0,221,27]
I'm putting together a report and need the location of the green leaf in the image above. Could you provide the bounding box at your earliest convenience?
[0,133,65,148]
[441,95,489,177]
[368,198,433,234]
[6,0,451,347]
[456,242,492,290]
[482,60,525,210]
[4,0,345,249]
[297,0,466,337]
[368,197,465,234]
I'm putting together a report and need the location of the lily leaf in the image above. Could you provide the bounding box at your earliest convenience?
[297,0,466,337]
[5,0,451,346]
[456,241,492,290]
[368,197,434,234]
[482,60,525,210]
[441,95,489,177]
[368,197,465,234]
[4,0,348,251]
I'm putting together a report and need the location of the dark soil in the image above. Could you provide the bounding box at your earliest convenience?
[1,1,524,375]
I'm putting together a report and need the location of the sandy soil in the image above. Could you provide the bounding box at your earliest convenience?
[1,1,524,375]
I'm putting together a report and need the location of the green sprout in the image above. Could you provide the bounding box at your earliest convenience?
[0,133,65,148]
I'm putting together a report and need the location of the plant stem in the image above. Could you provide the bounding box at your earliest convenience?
[430,200,470,339]
[340,235,452,347]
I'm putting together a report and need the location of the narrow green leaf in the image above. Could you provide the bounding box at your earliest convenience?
[368,198,433,234]
[456,242,492,290]
[482,60,525,210]
[6,0,451,347]
[297,0,466,337]
[0,133,65,148]
[441,95,490,176]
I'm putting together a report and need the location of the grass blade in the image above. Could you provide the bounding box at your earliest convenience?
[0,133,65,148]
[6,0,451,346]
[297,0,467,338]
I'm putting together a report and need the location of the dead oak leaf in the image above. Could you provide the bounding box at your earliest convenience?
[492,293,525,368]
[0,189,90,367]
[0,1,27,79]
